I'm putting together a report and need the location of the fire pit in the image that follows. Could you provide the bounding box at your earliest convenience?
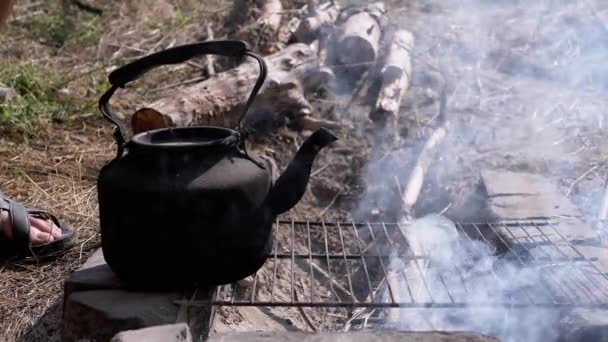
[205,219,608,309]
[199,218,608,341]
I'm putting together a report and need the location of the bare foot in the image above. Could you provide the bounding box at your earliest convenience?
[1,210,63,245]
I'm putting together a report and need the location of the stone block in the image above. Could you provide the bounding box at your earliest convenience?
[110,323,192,342]
[62,248,214,342]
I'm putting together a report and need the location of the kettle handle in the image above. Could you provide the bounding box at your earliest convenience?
[98,40,267,155]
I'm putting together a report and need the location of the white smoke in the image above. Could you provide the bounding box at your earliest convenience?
[344,0,607,340]
[391,215,562,342]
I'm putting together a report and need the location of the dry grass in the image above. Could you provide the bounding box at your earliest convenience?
[0,120,114,341]
[0,0,236,340]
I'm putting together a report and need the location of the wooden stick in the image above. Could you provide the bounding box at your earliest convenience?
[401,85,449,219]
[297,259,355,301]
[205,23,216,77]
[566,165,598,197]
[294,287,318,332]
[318,190,342,218]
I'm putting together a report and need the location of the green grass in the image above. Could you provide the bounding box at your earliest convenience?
[0,63,87,134]
[28,0,102,48]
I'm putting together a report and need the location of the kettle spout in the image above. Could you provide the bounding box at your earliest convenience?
[265,127,338,215]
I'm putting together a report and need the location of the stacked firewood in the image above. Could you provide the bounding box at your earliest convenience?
[130,0,416,145]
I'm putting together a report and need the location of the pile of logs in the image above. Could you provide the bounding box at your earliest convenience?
[130,0,417,146]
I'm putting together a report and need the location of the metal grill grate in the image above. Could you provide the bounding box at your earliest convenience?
[211,219,608,309]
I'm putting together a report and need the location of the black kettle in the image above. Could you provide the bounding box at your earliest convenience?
[96,40,337,289]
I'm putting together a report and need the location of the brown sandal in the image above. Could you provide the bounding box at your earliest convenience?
[0,191,76,261]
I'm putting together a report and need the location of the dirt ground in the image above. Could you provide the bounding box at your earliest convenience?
[1,0,607,341]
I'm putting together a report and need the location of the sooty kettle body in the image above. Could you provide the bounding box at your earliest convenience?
[96,40,338,289]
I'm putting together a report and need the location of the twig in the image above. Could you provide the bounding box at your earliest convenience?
[294,288,317,332]
[77,234,98,264]
[20,171,51,199]
[363,309,376,328]
[298,259,354,301]
[147,35,169,55]
[343,275,389,331]
[438,202,452,216]
[345,69,371,111]
[311,164,329,178]
[318,190,342,217]
[566,165,598,197]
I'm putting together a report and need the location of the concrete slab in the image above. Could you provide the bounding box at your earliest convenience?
[207,331,500,342]
[110,323,192,342]
[63,248,122,295]
[211,307,293,334]
[62,248,215,342]
[480,169,583,220]
[481,169,608,339]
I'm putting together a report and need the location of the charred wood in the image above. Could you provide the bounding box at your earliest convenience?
[292,1,340,44]
[331,2,385,82]
[370,29,414,145]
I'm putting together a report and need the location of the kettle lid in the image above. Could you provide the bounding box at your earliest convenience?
[130,126,239,151]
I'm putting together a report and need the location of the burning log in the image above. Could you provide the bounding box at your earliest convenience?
[370,29,415,145]
[131,43,341,135]
[292,1,340,43]
[332,2,385,79]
